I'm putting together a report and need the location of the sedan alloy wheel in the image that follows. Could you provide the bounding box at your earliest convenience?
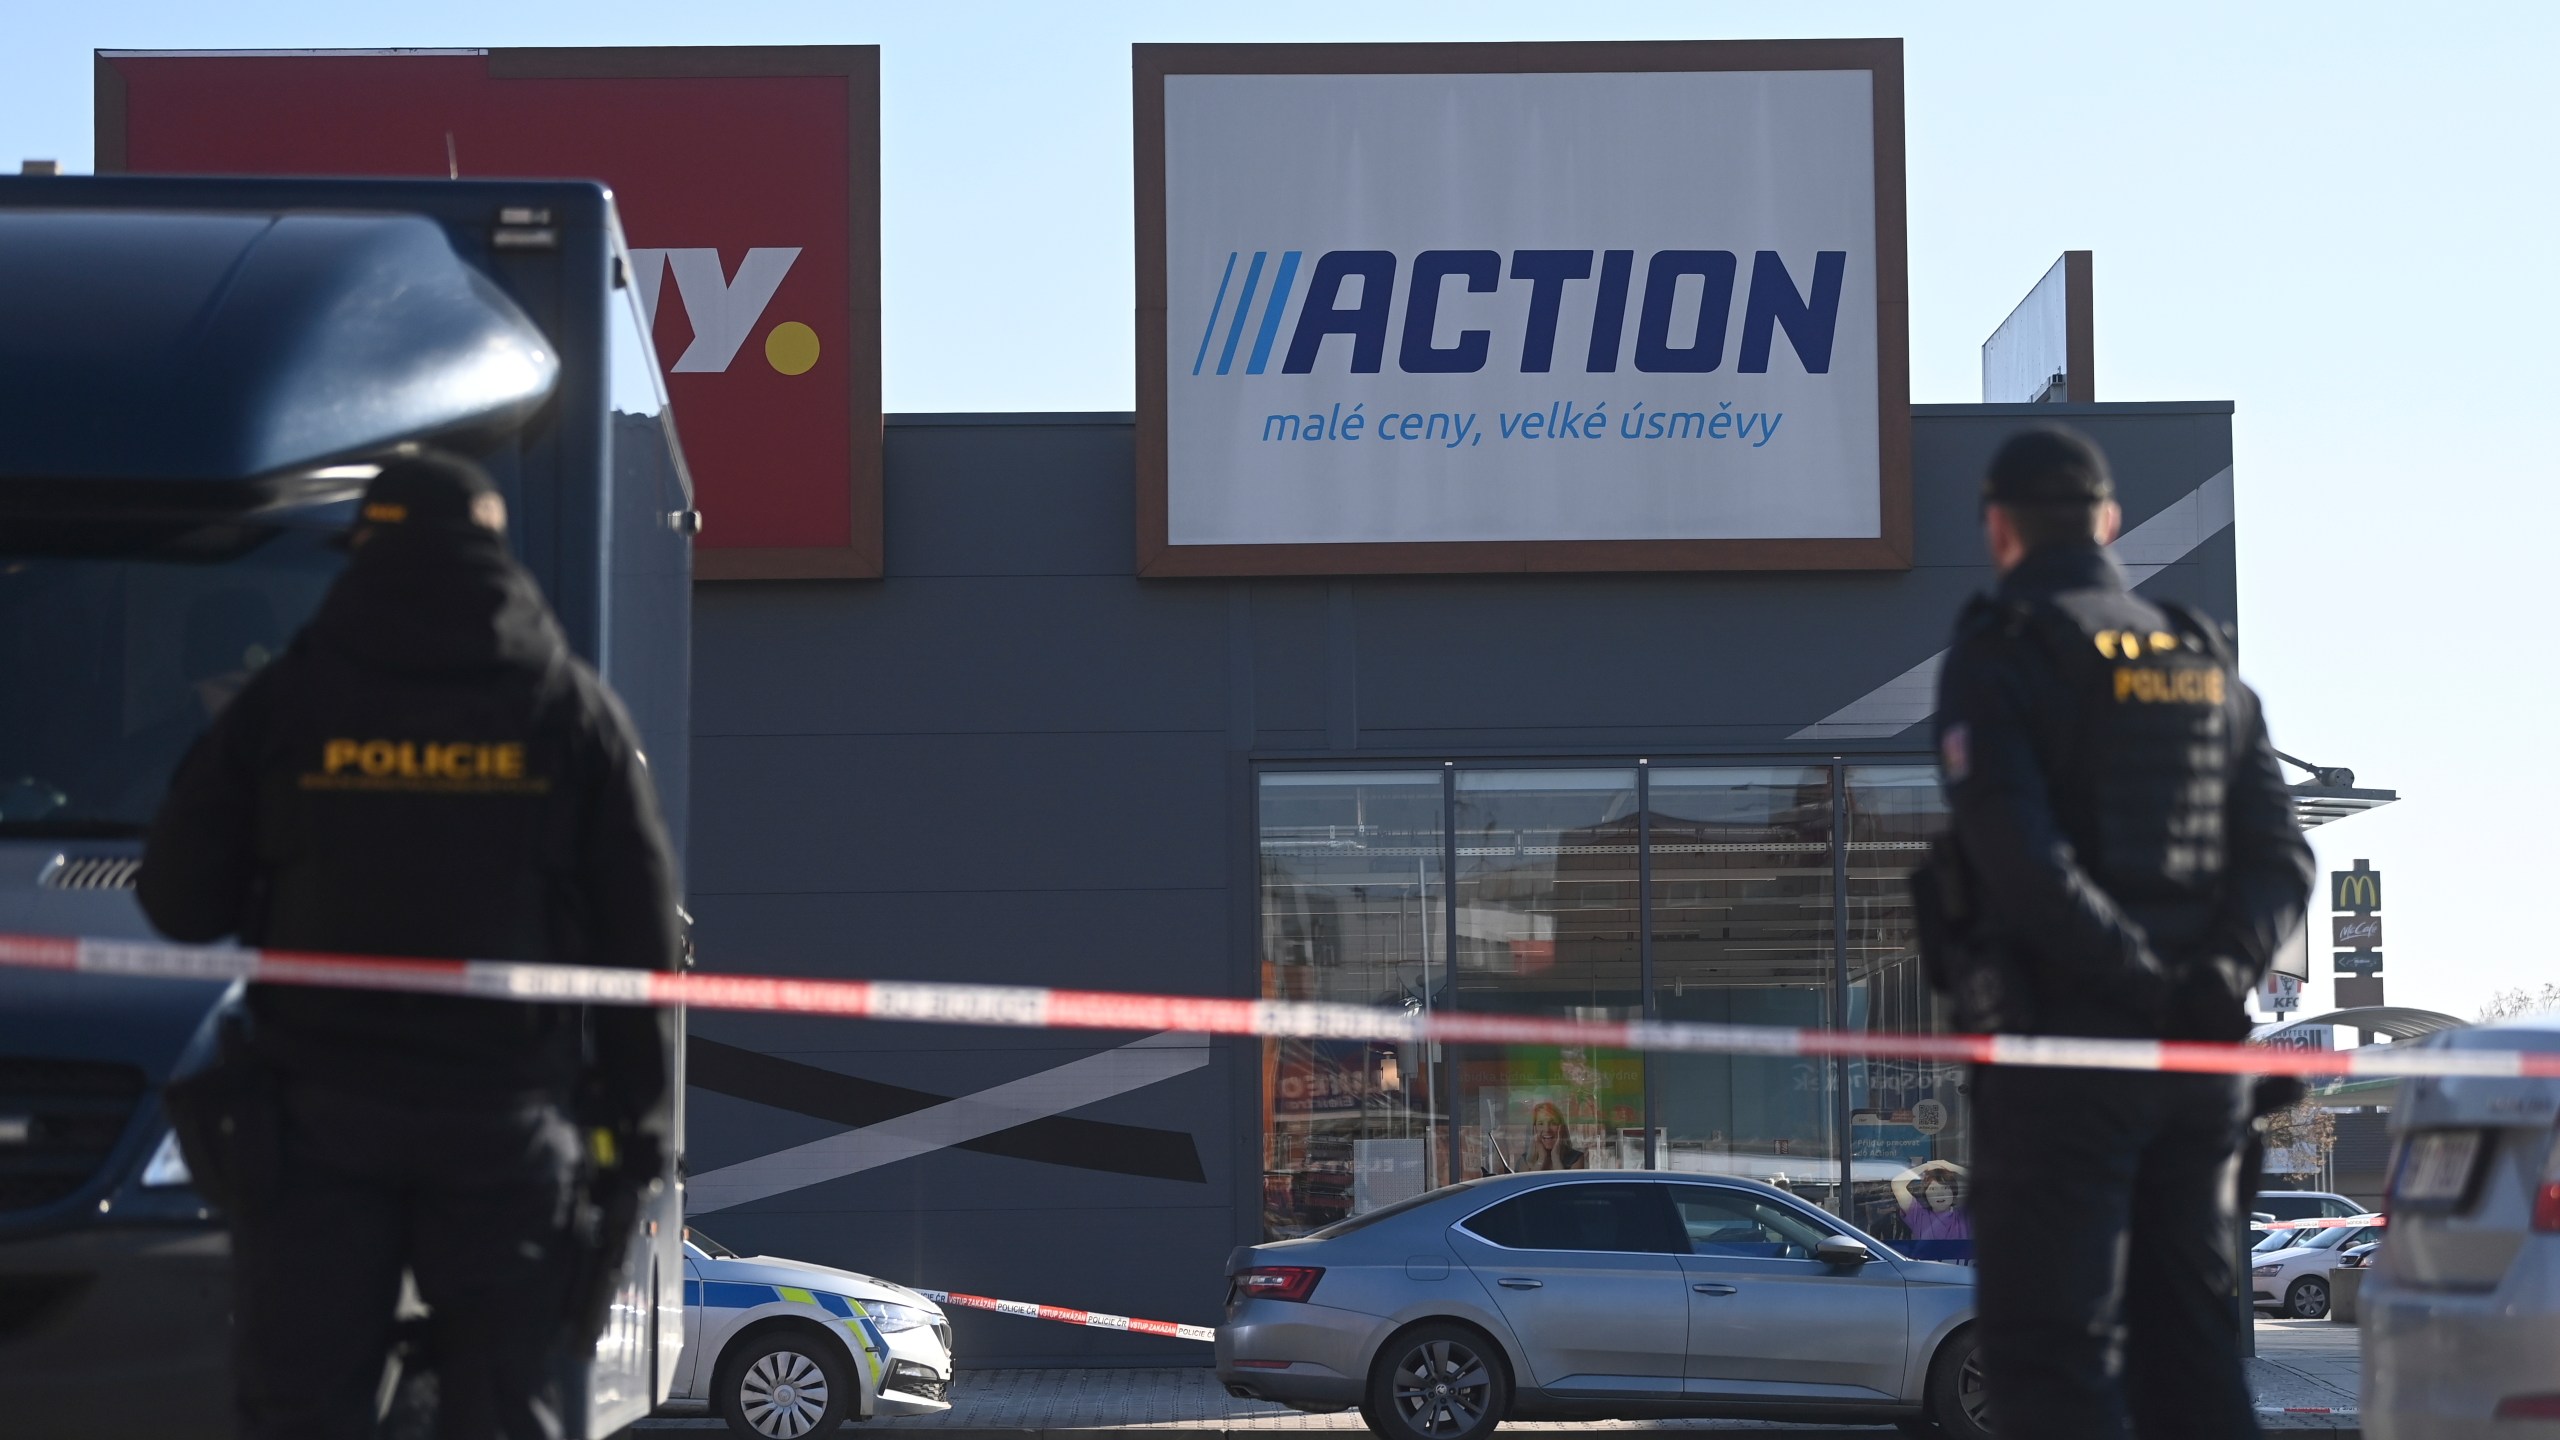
[1368,1326,1506,1440]
[1927,1326,1994,1440]
[1955,1346,1991,1431]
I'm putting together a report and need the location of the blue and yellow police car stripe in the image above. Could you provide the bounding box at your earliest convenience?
[687,1280,886,1387]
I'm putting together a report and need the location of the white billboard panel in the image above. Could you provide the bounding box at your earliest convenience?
[1136,42,1910,576]
[1981,250,2091,405]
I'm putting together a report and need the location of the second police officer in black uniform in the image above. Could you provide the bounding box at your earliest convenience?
[138,452,681,1440]
[1927,427,2313,1440]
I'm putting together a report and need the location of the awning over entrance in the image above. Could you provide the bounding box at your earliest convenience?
[2291,781,2400,829]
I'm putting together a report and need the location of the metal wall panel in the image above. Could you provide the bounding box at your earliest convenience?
[684,403,2238,1364]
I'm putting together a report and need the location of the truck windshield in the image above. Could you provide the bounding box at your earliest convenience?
[0,527,344,836]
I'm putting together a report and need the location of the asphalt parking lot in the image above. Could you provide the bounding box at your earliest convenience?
[633,1317,2362,1437]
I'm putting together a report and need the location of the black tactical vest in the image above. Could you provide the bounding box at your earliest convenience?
[2007,591,2236,948]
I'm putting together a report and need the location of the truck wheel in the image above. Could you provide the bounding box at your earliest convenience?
[720,1330,852,1438]
[1364,1323,1507,1440]
[1927,1327,1992,1440]
[2285,1277,2330,1320]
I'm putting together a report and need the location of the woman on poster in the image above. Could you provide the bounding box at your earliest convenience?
[1521,1101,1589,1171]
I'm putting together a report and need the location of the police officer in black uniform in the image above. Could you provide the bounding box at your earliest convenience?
[139,451,680,1440]
[1932,427,2312,1440]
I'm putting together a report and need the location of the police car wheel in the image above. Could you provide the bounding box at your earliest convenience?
[720,1331,852,1439]
[2284,1276,2330,1321]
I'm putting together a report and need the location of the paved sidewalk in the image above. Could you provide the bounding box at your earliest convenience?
[639,1316,2361,1436]
[2249,1317,2362,1430]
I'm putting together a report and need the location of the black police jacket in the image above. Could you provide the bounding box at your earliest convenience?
[1933,542,2313,1040]
[139,525,679,1123]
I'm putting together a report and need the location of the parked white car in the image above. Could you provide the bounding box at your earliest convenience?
[2364,1018,2560,1438]
[662,1230,955,1438]
[2254,1190,2365,1224]
[2250,1218,2383,1319]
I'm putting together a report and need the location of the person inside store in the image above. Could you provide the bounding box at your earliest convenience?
[137,450,682,1440]
[1924,425,2313,1440]
[1521,1101,1588,1171]
[1890,1159,1971,1243]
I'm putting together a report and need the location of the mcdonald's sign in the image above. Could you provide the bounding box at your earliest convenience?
[2332,860,2382,914]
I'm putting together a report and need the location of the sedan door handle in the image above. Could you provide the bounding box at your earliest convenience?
[1497,1278,1543,1290]
[1691,1283,1738,1296]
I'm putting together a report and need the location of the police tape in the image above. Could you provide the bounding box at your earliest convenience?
[913,1288,1215,1344]
[5,930,2556,1082]
[2252,1215,2385,1230]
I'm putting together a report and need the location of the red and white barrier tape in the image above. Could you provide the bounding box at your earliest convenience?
[5,931,2555,1081]
[914,1288,1214,1344]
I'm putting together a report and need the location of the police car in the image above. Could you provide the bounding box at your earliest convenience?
[666,1230,954,1438]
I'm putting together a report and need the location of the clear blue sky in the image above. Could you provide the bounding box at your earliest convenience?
[8,2,2552,1023]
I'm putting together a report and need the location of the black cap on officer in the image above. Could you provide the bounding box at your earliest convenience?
[1983,424,2113,507]
[351,449,505,543]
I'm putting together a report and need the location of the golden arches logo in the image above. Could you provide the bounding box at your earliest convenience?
[2334,872,2380,911]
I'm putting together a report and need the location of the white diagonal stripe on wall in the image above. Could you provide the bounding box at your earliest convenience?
[686,1031,1210,1213]
[1788,467,2234,741]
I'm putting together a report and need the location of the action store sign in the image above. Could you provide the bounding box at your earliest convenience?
[99,48,881,579]
[1137,41,1911,576]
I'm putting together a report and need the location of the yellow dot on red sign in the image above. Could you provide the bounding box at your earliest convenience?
[765,321,821,376]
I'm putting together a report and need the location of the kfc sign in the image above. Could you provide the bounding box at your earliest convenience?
[98,47,882,579]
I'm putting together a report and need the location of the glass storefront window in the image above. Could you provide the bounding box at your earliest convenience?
[1452,770,1644,1180]
[1648,767,1839,1208]
[1253,759,1963,1243]
[1842,765,1968,1259]
[1257,771,1444,1238]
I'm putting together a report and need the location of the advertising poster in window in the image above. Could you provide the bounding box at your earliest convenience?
[1467,1047,1643,1177]
[97,47,882,579]
[1137,41,1910,576]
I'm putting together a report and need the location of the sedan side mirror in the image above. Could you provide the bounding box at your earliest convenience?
[1814,1236,1873,1266]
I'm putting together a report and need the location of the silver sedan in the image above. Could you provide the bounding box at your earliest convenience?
[1217,1172,1985,1440]
[2362,1018,2560,1437]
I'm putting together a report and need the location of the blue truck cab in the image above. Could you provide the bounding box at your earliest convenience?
[0,175,694,1438]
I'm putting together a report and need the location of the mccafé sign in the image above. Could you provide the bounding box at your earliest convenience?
[98,47,883,579]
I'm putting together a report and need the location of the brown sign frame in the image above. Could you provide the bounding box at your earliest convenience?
[97,45,883,582]
[1133,39,1911,578]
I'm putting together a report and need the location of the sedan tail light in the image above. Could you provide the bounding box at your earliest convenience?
[2533,1127,2560,1234]
[1234,1266,1324,1303]
[2494,1394,2560,1420]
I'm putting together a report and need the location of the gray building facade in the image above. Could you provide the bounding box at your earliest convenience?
[681,400,2238,1364]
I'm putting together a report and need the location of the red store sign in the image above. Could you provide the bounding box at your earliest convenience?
[98,47,882,579]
